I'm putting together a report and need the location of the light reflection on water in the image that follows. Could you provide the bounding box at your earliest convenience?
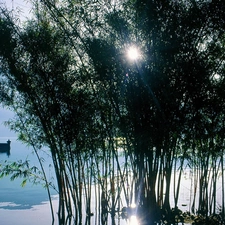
[129,215,139,225]
[0,137,57,224]
[0,137,223,225]
[0,196,59,225]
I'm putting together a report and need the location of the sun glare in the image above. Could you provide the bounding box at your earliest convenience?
[127,46,140,60]
[214,73,220,80]
[129,215,139,225]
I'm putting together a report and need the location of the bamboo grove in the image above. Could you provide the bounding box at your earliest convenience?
[1,0,225,224]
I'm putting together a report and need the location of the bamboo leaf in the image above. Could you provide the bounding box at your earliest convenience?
[21,179,27,187]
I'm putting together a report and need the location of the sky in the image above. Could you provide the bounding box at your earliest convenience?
[0,0,32,20]
[0,0,31,10]
[0,107,16,138]
[0,0,32,138]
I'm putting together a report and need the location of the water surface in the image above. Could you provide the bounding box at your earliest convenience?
[0,136,58,225]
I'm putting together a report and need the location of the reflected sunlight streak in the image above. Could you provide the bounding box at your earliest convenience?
[129,215,139,225]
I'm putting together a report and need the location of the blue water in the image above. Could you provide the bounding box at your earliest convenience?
[0,135,58,225]
[0,109,222,225]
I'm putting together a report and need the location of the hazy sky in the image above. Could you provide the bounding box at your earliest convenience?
[0,0,32,138]
[0,0,32,20]
[1,0,31,10]
[0,107,16,138]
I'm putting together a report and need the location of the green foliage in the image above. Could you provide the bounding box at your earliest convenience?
[0,160,38,186]
[0,159,57,190]
[1,0,225,224]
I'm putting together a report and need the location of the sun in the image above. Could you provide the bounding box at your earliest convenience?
[127,46,140,61]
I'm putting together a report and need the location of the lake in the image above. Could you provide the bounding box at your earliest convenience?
[0,136,59,225]
[0,133,222,225]
[0,135,216,225]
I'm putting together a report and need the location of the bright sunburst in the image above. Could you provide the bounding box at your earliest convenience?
[127,46,140,60]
